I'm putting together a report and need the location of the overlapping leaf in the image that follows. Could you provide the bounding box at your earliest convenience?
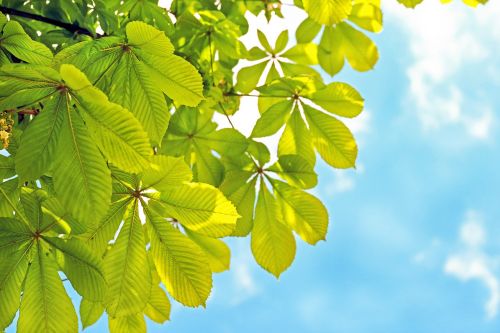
[0,13,53,65]
[0,191,106,332]
[253,77,362,169]
[0,63,151,222]
[161,107,248,186]
[296,0,381,75]
[54,21,204,146]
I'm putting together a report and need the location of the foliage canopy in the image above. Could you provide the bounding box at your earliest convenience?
[0,0,488,332]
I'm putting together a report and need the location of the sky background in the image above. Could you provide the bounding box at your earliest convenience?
[158,2,500,332]
[5,0,500,332]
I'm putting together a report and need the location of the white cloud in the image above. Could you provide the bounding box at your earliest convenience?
[468,108,493,140]
[324,170,355,195]
[444,210,500,319]
[385,1,499,141]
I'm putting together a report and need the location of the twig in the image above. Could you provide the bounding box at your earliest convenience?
[0,5,96,37]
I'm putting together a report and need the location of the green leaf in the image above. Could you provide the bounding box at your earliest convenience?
[257,30,273,53]
[15,95,65,181]
[59,63,153,173]
[337,22,379,72]
[141,155,192,192]
[41,197,87,235]
[235,61,268,94]
[80,101,153,173]
[147,211,212,307]
[109,314,146,333]
[349,1,383,33]
[1,21,53,65]
[318,26,344,76]
[118,56,171,146]
[0,155,15,180]
[220,173,257,237]
[273,181,328,245]
[53,102,112,223]
[185,229,231,273]
[461,0,488,6]
[268,155,317,189]
[142,53,204,107]
[19,189,45,230]
[144,285,171,324]
[104,200,151,317]
[192,145,225,186]
[247,46,267,60]
[304,105,357,168]
[281,43,318,65]
[251,183,296,278]
[203,128,248,156]
[153,183,239,238]
[127,21,174,56]
[0,64,60,111]
[310,82,364,118]
[296,18,322,43]
[0,179,21,219]
[84,197,132,257]
[278,111,316,167]
[302,0,353,25]
[18,242,78,333]
[397,0,424,8]
[274,30,289,54]
[0,242,31,331]
[44,237,106,301]
[80,298,105,330]
[251,100,294,138]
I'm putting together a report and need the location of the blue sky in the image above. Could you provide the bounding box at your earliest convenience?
[5,1,500,332]
[152,2,500,332]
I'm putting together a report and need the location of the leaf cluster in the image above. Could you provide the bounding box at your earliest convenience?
[0,0,488,332]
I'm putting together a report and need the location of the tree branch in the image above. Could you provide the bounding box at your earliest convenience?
[0,5,95,37]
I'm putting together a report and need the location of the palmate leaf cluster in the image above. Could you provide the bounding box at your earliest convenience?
[0,0,488,332]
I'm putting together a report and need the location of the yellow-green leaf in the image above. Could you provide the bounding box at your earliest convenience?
[45,237,107,302]
[235,61,268,94]
[268,154,317,189]
[302,0,352,25]
[274,181,328,245]
[53,102,112,223]
[126,21,174,56]
[148,212,212,307]
[337,22,379,71]
[310,82,364,118]
[144,285,171,324]
[80,298,104,330]
[304,105,357,168]
[154,183,239,237]
[278,110,316,167]
[397,0,424,8]
[251,100,294,138]
[109,314,146,333]
[104,200,151,317]
[141,155,192,191]
[18,242,78,333]
[251,183,296,278]
[185,229,231,273]
[296,17,322,44]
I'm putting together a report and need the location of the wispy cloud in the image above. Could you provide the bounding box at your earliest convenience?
[385,1,499,141]
[444,210,500,319]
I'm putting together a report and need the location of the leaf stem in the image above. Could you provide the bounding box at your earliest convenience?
[0,5,96,37]
[224,92,290,98]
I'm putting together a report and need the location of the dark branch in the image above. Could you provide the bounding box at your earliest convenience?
[0,5,95,37]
